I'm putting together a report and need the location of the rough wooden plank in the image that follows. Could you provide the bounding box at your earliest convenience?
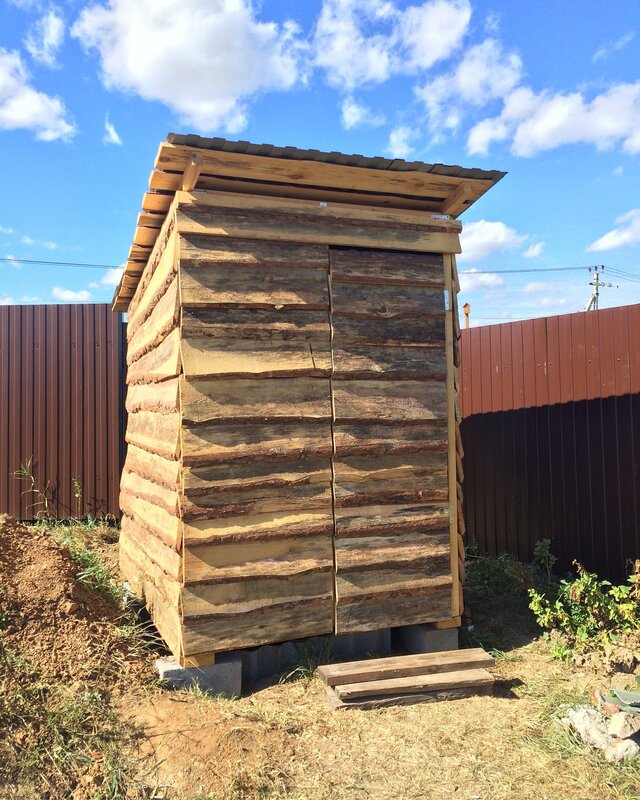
[334,530,450,567]
[170,175,449,213]
[125,376,180,414]
[126,278,179,364]
[325,683,493,709]
[182,596,334,655]
[120,545,182,658]
[183,509,333,547]
[127,328,181,383]
[317,648,494,686]
[445,254,460,618]
[183,533,333,583]
[336,569,452,599]
[333,453,448,507]
[336,582,452,633]
[332,345,447,380]
[125,410,180,460]
[123,444,180,489]
[173,188,464,230]
[180,264,329,309]
[176,205,461,255]
[334,505,449,538]
[156,144,493,202]
[180,234,328,270]
[333,380,448,422]
[333,421,448,457]
[120,514,181,582]
[331,282,444,319]
[330,248,445,286]
[182,570,333,618]
[332,316,445,346]
[335,667,494,700]
[182,459,331,497]
[181,307,330,342]
[120,469,179,515]
[127,224,177,335]
[181,420,333,466]
[441,181,473,216]
[181,336,332,379]
[180,377,332,423]
[181,480,332,520]
[120,491,181,550]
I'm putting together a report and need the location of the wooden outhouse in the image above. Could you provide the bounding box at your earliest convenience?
[113,135,504,666]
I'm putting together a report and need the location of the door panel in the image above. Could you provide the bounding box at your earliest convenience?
[329,246,454,633]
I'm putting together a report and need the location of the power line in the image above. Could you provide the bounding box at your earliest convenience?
[2,255,640,283]
[459,264,604,275]
[0,257,120,270]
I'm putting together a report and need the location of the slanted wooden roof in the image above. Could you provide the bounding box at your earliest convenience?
[113,134,506,311]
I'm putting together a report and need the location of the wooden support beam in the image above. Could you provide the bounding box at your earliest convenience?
[441,182,473,217]
[181,152,203,192]
[444,254,460,618]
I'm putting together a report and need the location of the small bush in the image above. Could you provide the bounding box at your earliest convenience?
[465,547,535,596]
[529,561,640,653]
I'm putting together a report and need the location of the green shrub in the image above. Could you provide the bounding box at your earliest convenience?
[529,561,640,652]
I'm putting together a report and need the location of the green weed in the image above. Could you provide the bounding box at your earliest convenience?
[529,561,640,653]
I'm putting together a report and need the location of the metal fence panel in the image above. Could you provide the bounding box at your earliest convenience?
[0,304,126,519]
[459,304,640,581]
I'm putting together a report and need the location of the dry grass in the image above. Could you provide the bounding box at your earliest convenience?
[4,522,640,800]
[122,590,640,800]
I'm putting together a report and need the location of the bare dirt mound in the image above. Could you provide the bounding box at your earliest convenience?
[0,514,144,683]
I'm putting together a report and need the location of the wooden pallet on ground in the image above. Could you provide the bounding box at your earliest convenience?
[317,648,494,709]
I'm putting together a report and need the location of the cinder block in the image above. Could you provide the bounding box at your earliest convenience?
[395,623,459,654]
[155,654,242,698]
[333,629,392,659]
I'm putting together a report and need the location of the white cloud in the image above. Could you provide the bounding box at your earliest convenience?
[398,0,471,71]
[52,286,92,301]
[100,266,124,285]
[522,281,552,293]
[538,296,567,308]
[72,0,307,133]
[587,209,640,251]
[103,112,122,145]
[20,234,57,248]
[593,31,635,62]
[459,268,504,293]
[468,82,640,157]
[314,0,471,91]
[417,38,522,137]
[0,294,43,305]
[458,220,526,262]
[0,226,15,234]
[385,125,416,159]
[614,165,624,176]
[523,242,544,258]
[340,96,385,129]
[24,9,65,68]
[0,48,75,140]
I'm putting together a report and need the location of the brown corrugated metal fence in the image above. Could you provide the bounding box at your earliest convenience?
[459,304,640,580]
[0,304,126,519]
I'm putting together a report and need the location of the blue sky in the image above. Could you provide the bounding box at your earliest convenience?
[1,0,639,324]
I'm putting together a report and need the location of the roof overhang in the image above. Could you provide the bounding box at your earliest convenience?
[113,134,506,311]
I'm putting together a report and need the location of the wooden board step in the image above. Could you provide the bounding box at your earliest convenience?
[317,647,493,686]
[324,679,493,710]
[317,648,495,710]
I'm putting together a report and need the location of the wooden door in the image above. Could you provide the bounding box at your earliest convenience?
[328,247,455,632]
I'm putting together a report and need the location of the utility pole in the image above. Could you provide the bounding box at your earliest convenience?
[463,302,470,329]
[585,266,616,311]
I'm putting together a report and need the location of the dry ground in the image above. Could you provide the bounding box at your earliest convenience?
[1,516,639,800]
